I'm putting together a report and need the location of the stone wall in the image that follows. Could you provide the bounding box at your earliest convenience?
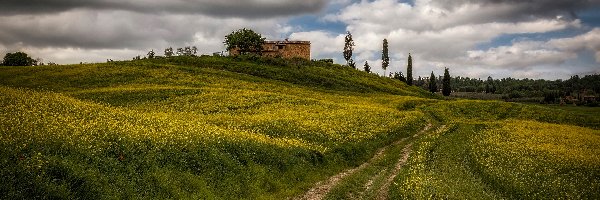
[229,41,311,60]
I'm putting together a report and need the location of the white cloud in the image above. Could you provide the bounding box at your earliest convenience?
[312,0,593,79]
[549,28,600,62]
[0,10,293,64]
[289,31,346,63]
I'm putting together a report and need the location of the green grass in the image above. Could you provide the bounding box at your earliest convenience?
[391,103,600,199]
[0,57,429,199]
[1,56,598,199]
[534,103,600,117]
[391,123,502,199]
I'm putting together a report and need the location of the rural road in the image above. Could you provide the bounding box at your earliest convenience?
[295,123,434,200]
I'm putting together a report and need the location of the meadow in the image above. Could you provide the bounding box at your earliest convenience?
[1,56,598,199]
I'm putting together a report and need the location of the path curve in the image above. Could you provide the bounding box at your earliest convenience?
[295,123,432,200]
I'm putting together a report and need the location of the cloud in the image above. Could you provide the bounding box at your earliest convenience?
[0,9,293,64]
[289,31,346,62]
[0,0,327,18]
[432,0,599,21]
[317,0,596,79]
[462,28,600,67]
[464,41,576,68]
[0,0,597,80]
[549,28,600,62]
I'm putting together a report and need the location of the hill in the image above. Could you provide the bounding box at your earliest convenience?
[0,56,598,199]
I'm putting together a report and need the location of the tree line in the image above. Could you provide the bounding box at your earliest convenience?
[446,74,600,105]
[0,52,57,66]
[342,31,452,96]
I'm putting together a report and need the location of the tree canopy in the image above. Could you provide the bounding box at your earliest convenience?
[382,39,389,73]
[407,53,413,86]
[429,71,437,93]
[224,28,265,54]
[364,61,371,73]
[442,67,451,96]
[2,52,36,66]
[343,31,355,67]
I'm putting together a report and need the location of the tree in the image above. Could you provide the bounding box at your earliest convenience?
[343,31,355,67]
[486,76,495,93]
[392,72,406,82]
[364,61,371,73]
[348,58,356,69]
[192,46,198,55]
[147,49,155,59]
[407,53,413,86]
[2,52,35,66]
[164,47,174,57]
[184,46,193,56]
[429,71,437,93]
[442,67,451,96]
[224,28,266,55]
[176,48,184,56]
[382,39,389,75]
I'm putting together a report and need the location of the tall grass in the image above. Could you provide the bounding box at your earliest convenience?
[0,57,429,199]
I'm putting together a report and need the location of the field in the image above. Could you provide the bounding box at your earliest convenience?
[1,56,598,199]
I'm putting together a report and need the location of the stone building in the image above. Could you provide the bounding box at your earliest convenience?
[229,40,311,60]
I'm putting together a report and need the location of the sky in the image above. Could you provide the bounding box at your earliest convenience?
[1,0,599,80]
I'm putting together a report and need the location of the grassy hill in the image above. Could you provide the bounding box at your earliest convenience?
[0,56,598,199]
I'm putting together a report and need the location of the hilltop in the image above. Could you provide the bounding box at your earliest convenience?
[0,56,598,199]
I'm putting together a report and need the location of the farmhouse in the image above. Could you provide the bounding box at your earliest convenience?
[229,40,311,60]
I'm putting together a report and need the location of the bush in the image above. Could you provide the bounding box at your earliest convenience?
[2,52,36,66]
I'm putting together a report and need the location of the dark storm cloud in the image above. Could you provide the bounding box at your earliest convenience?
[0,11,195,49]
[434,0,600,20]
[0,0,327,18]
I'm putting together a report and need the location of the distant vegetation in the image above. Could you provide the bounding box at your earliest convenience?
[224,28,266,55]
[1,28,598,199]
[0,55,432,199]
[435,74,600,105]
[392,100,599,199]
[2,51,37,66]
[1,55,598,199]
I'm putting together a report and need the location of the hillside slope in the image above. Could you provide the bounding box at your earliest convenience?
[0,56,432,199]
[1,56,598,199]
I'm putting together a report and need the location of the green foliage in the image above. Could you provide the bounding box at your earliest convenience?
[164,47,174,57]
[429,71,437,93]
[348,59,356,69]
[2,51,36,66]
[363,61,371,73]
[391,124,502,199]
[407,53,413,86]
[451,74,600,105]
[391,72,406,83]
[392,100,600,199]
[343,31,354,66]
[2,55,596,199]
[224,28,265,54]
[422,100,600,129]
[382,39,389,72]
[442,67,451,96]
[147,50,155,59]
[0,56,431,199]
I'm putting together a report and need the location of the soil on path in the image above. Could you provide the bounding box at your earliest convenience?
[295,123,432,200]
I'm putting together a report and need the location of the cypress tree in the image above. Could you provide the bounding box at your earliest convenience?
[364,61,371,73]
[382,39,389,76]
[407,53,413,86]
[429,71,437,93]
[443,67,451,96]
[344,31,355,67]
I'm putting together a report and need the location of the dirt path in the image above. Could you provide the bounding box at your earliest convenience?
[295,123,432,200]
[375,143,412,200]
[375,124,443,200]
